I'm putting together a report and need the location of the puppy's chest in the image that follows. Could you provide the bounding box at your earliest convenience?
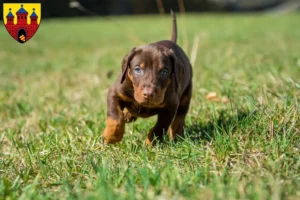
[123,101,159,118]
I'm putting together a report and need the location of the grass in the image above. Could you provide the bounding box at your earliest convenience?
[0,13,300,199]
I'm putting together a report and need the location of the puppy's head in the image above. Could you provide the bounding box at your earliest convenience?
[120,44,181,107]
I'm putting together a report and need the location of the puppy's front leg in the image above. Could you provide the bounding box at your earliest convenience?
[103,88,125,144]
[146,106,178,146]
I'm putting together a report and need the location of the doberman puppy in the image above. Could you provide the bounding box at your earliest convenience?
[103,10,193,146]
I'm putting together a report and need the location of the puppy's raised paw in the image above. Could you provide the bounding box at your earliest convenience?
[103,117,125,144]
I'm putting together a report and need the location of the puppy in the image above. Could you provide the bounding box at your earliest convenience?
[103,10,193,146]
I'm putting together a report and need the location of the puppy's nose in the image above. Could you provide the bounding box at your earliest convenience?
[142,88,154,99]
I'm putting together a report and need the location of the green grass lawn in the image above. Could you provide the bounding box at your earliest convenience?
[0,13,299,199]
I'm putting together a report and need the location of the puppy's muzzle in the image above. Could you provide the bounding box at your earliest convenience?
[142,84,155,100]
[134,83,164,106]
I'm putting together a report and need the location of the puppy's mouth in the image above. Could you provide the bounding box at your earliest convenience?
[134,94,165,107]
[139,101,156,107]
[139,100,161,107]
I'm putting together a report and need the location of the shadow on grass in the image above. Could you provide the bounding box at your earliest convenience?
[183,108,255,143]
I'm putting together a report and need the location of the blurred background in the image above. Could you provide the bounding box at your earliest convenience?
[1,0,300,18]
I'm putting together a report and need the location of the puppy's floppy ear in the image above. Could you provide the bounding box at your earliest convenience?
[169,50,184,89]
[121,47,136,84]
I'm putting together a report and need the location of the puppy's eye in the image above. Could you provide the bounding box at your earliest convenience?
[160,68,169,78]
[134,66,143,75]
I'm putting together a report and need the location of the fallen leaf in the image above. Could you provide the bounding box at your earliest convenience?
[206,92,217,100]
[221,97,229,103]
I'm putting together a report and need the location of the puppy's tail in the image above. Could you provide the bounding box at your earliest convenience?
[170,9,177,44]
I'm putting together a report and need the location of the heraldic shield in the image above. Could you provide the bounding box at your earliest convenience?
[3,3,41,43]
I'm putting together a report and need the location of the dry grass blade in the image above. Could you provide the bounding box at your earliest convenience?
[190,34,200,67]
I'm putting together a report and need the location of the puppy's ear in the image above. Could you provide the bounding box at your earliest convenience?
[121,47,136,84]
[169,50,184,89]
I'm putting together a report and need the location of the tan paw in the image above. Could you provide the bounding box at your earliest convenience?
[103,117,125,144]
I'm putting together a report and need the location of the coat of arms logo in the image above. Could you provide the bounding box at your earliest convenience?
[3,3,41,43]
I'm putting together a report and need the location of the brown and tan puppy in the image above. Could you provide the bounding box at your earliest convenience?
[103,11,193,146]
